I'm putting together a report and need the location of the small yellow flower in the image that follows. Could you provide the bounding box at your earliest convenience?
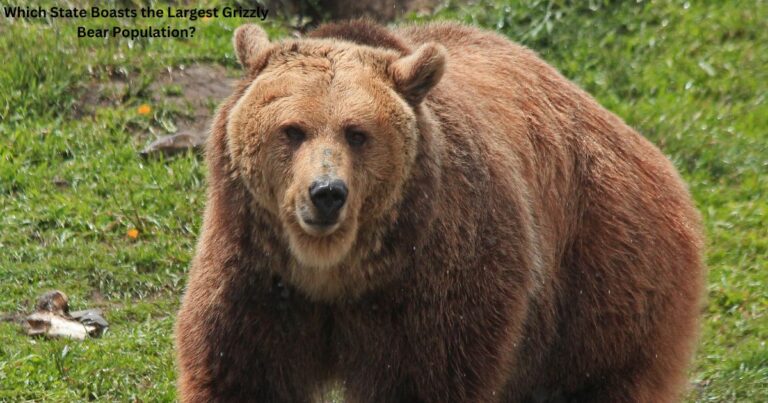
[127,228,139,239]
[201,16,211,22]
[137,104,151,115]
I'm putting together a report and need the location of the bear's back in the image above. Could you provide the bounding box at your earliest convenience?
[400,21,702,255]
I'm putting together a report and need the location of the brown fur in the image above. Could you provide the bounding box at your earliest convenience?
[175,20,705,402]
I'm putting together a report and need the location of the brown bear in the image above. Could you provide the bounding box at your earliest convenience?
[175,20,705,402]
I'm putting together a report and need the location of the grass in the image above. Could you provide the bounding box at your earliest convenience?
[1,0,765,401]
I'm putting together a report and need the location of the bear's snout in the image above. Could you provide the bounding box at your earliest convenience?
[308,177,348,225]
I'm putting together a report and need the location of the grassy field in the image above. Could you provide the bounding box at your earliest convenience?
[1,0,765,401]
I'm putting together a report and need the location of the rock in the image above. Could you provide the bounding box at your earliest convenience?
[35,290,70,316]
[70,309,109,336]
[24,311,93,341]
[22,290,108,340]
[140,131,205,158]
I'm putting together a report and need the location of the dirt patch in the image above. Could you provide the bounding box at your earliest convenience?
[149,64,235,146]
[78,64,237,155]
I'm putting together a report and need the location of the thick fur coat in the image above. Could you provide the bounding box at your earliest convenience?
[175,20,705,402]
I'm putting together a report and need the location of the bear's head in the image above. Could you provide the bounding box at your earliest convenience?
[226,24,445,270]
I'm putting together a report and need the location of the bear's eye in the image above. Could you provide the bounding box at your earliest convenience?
[283,126,307,144]
[345,128,368,148]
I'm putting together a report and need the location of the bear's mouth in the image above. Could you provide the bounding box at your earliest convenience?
[294,201,345,237]
[282,198,358,269]
[298,215,341,236]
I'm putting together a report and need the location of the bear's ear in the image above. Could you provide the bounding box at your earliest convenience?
[233,24,271,71]
[389,43,446,105]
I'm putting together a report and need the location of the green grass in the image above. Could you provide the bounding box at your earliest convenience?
[1,0,766,401]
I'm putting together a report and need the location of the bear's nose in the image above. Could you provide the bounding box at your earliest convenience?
[309,178,348,222]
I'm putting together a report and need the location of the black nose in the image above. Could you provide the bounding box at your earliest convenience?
[309,178,348,222]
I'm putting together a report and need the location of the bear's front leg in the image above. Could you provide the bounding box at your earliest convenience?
[176,265,330,403]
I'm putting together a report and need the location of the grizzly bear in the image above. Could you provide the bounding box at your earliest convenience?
[175,20,705,402]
